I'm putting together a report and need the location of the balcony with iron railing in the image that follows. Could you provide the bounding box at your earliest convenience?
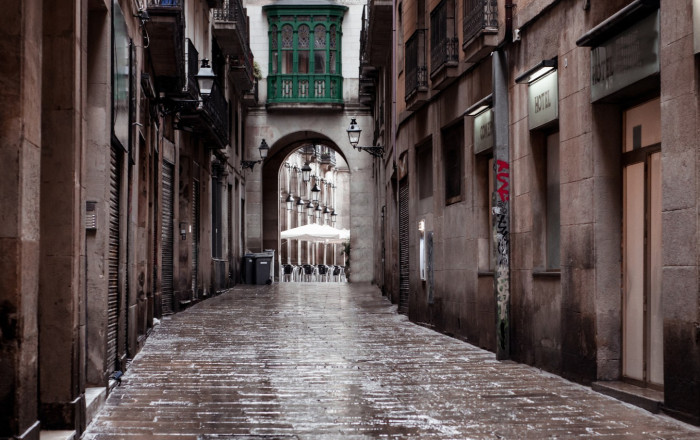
[267,74,344,108]
[463,0,499,62]
[212,0,250,58]
[405,29,428,110]
[363,0,393,67]
[229,48,255,96]
[145,0,184,93]
[170,41,230,149]
[430,0,459,86]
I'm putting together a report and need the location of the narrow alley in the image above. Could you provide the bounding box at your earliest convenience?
[83,283,700,439]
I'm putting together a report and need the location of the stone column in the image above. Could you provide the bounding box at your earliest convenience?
[38,0,86,431]
[0,1,43,438]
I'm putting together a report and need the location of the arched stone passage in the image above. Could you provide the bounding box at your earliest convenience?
[246,113,375,282]
[261,133,347,267]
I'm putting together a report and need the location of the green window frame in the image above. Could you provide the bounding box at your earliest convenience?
[264,3,347,104]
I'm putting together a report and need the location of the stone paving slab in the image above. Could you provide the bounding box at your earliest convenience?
[83,283,700,439]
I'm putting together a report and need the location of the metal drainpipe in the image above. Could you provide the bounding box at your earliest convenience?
[392,0,398,303]
[492,0,513,360]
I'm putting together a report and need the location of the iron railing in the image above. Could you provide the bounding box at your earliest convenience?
[229,48,255,90]
[184,39,200,96]
[430,0,458,73]
[147,0,181,7]
[267,74,344,103]
[405,29,427,99]
[212,0,249,47]
[202,81,229,144]
[463,0,498,44]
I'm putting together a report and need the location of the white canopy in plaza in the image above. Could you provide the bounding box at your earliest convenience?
[281,224,350,242]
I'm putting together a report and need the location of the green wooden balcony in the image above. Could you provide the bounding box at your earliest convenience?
[267,74,343,105]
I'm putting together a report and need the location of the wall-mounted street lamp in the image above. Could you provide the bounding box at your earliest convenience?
[346,117,384,158]
[323,206,330,223]
[241,139,270,171]
[196,59,216,96]
[306,200,315,218]
[310,183,321,202]
[159,59,218,114]
[285,193,295,211]
[514,57,557,84]
[330,210,337,226]
[296,197,306,213]
[301,162,312,182]
[315,204,323,221]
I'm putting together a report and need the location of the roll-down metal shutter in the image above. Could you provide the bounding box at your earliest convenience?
[398,179,409,315]
[107,146,122,371]
[192,179,200,297]
[161,161,175,315]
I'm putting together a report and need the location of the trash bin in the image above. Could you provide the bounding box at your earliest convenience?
[242,253,256,284]
[254,253,273,285]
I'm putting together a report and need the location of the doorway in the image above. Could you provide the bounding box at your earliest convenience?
[622,97,662,388]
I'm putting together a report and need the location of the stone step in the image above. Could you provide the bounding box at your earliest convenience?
[592,381,664,413]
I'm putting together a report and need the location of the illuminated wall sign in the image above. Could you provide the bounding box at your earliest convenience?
[590,10,659,102]
[473,109,493,154]
[527,70,558,131]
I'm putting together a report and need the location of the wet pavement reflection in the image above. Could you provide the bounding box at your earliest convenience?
[83,283,700,439]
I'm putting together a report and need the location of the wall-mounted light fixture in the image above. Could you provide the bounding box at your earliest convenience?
[301,162,312,182]
[330,210,337,226]
[241,139,270,171]
[285,193,295,211]
[346,117,384,158]
[296,197,306,213]
[306,200,315,218]
[514,57,558,84]
[159,59,219,114]
[310,183,321,202]
[464,94,493,117]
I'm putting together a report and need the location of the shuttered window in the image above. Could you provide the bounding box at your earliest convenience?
[107,146,122,371]
[192,179,200,297]
[398,179,410,315]
[161,161,175,315]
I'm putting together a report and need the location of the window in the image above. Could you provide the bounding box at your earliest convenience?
[416,141,433,199]
[442,122,464,204]
[265,5,347,103]
[545,132,560,270]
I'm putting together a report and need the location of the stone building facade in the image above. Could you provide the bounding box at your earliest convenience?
[364,0,700,425]
[1,0,256,437]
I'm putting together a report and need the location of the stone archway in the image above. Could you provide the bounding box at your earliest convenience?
[254,127,375,282]
[261,133,346,264]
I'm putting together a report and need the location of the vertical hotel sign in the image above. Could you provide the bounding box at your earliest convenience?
[590,10,659,102]
[527,70,558,131]
[113,0,131,151]
[473,109,494,154]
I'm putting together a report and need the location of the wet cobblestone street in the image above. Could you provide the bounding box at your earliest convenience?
[83,283,700,439]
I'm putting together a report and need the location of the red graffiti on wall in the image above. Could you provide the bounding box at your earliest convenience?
[496,160,510,202]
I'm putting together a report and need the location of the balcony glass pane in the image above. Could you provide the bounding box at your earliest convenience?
[315,52,326,74]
